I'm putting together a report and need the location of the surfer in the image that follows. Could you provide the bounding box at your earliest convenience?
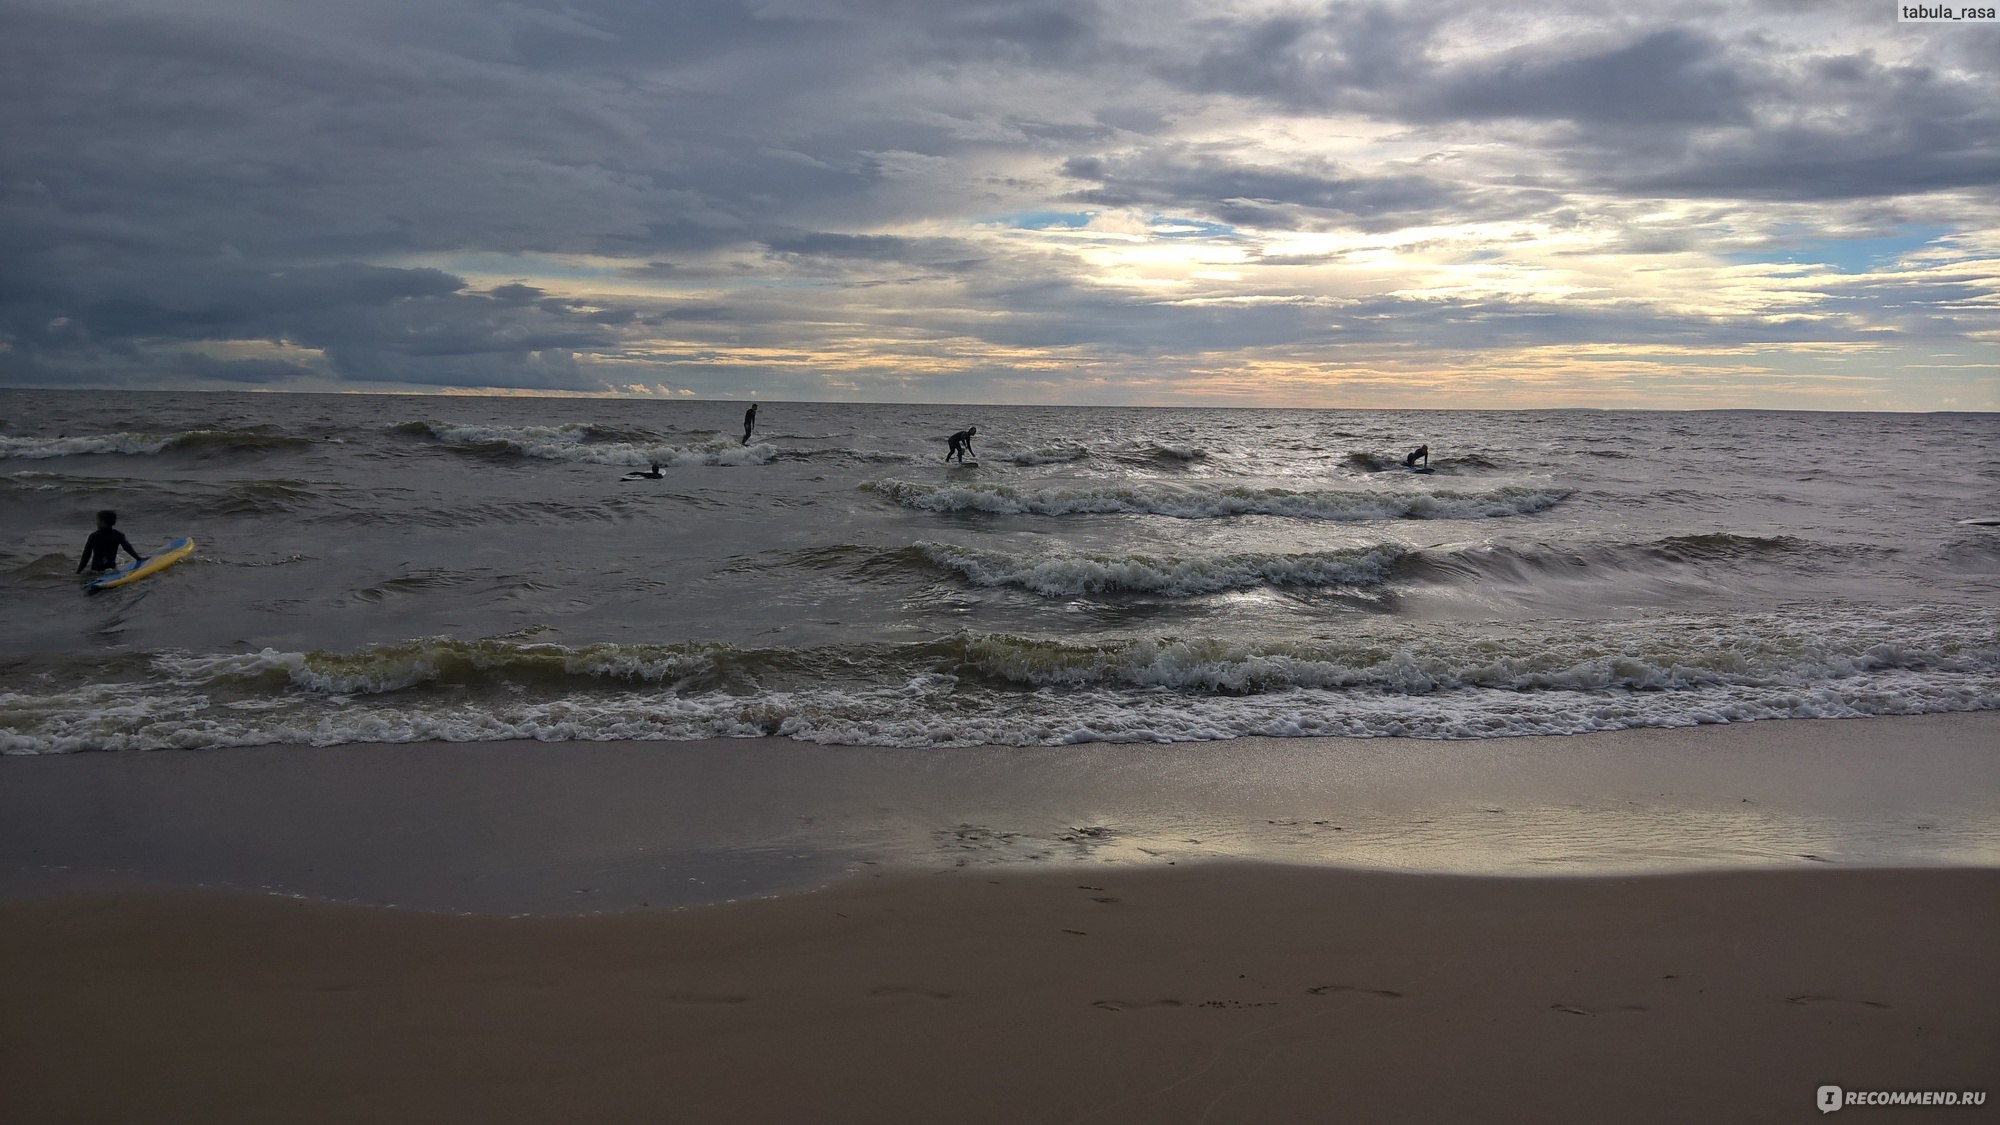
[1403,444,1429,469]
[945,425,977,464]
[76,510,145,574]
[742,403,758,446]
[622,463,665,480]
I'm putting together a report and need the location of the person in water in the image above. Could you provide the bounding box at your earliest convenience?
[742,403,758,446]
[76,510,145,574]
[945,425,977,463]
[1403,444,1429,469]
[623,462,664,480]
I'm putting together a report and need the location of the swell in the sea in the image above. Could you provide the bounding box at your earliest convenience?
[0,429,312,459]
[395,420,777,467]
[864,479,1571,520]
[5,606,1993,753]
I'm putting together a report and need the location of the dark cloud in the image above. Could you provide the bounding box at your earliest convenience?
[1613,56,2000,200]
[1059,148,1553,232]
[1175,4,1436,112]
[0,0,1992,401]
[1424,29,1752,127]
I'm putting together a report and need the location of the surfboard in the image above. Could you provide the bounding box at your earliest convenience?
[1406,465,1434,474]
[1958,517,2000,526]
[948,461,980,468]
[86,536,194,592]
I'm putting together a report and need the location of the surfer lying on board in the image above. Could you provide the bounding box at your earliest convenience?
[77,510,145,573]
[623,463,665,480]
[742,403,758,446]
[1403,444,1429,469]
[945,425,977,463]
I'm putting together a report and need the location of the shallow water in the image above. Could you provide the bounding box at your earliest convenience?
[2,391,1996,752]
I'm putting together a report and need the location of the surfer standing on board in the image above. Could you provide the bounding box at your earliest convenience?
[76,510,145,573]
[1403,444,1429,469]
[741,403,758,446]
[945,425,977,463]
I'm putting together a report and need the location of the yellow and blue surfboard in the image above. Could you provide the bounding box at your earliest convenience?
[86,537,195,592]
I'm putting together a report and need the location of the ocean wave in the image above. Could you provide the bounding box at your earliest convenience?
[1393,533,1863,586]
[153,638,724,696]
[1109,442,1208,467]
[0,429,310,459]
[398,421,775,467]
[0,472,344,519]
[734,531,1856,597]
[999,445,1090,465]
[112,612,2000,699]
[915,541,1404,597]
[779,447,917,464]
[865,479,1571,521]
[4,609,1994,752]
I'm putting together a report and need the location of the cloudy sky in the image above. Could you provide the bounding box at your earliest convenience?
[2,0,1995,407]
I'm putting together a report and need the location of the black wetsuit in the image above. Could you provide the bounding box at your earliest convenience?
[1403,445,1428,468]
[946,429,975,463]
[78,528,142,573]
[742,405,757,446]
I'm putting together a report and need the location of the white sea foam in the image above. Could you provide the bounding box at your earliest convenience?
[917,541,1404,596]
[998,445,1090,465]
[0,429,313,459]
[5,667,1993,754]
[868,478,1570,520]
[155,639,717,696]
[5,609,1993,754]
[0,433,175,458]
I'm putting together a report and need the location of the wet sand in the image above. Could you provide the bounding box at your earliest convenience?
[4,713,1997,911]
[4,865,1996,1124]
[2,713,1997,1122]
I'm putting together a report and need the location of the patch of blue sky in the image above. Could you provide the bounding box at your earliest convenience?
[980,210,1096,230]
[1726,224,1953,274]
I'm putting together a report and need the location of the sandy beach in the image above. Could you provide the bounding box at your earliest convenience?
[3,713,1998,1122]
[5,865,1996,1124]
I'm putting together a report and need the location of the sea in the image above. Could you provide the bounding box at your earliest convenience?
[2,391,1996,755]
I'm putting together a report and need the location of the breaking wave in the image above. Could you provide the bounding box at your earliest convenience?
[1109,442,1208,468]
[0,429,311,459]
[3,607,1994,752]
[914,541,1405,597]
[999,445,1091,466]
[397,421,775,467]
[865,479,1571,520]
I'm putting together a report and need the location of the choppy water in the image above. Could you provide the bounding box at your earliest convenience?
[2,391,1996,753]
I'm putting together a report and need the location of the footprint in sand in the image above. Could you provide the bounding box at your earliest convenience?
[1307,984,1404,1000]
[1550,1003,1648,1016]
[868,986,953,1000]
[1092,999,1184,1011]
[1787,995,1890,1009]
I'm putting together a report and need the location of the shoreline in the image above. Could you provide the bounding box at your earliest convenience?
[5,864,1996,1124]
[4,712,1997,913]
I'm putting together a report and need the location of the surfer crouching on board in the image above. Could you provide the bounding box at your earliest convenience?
[77,510,145,573]
[1403,444,1429,469]
[742,403,758,446]
[945,425,977,464]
